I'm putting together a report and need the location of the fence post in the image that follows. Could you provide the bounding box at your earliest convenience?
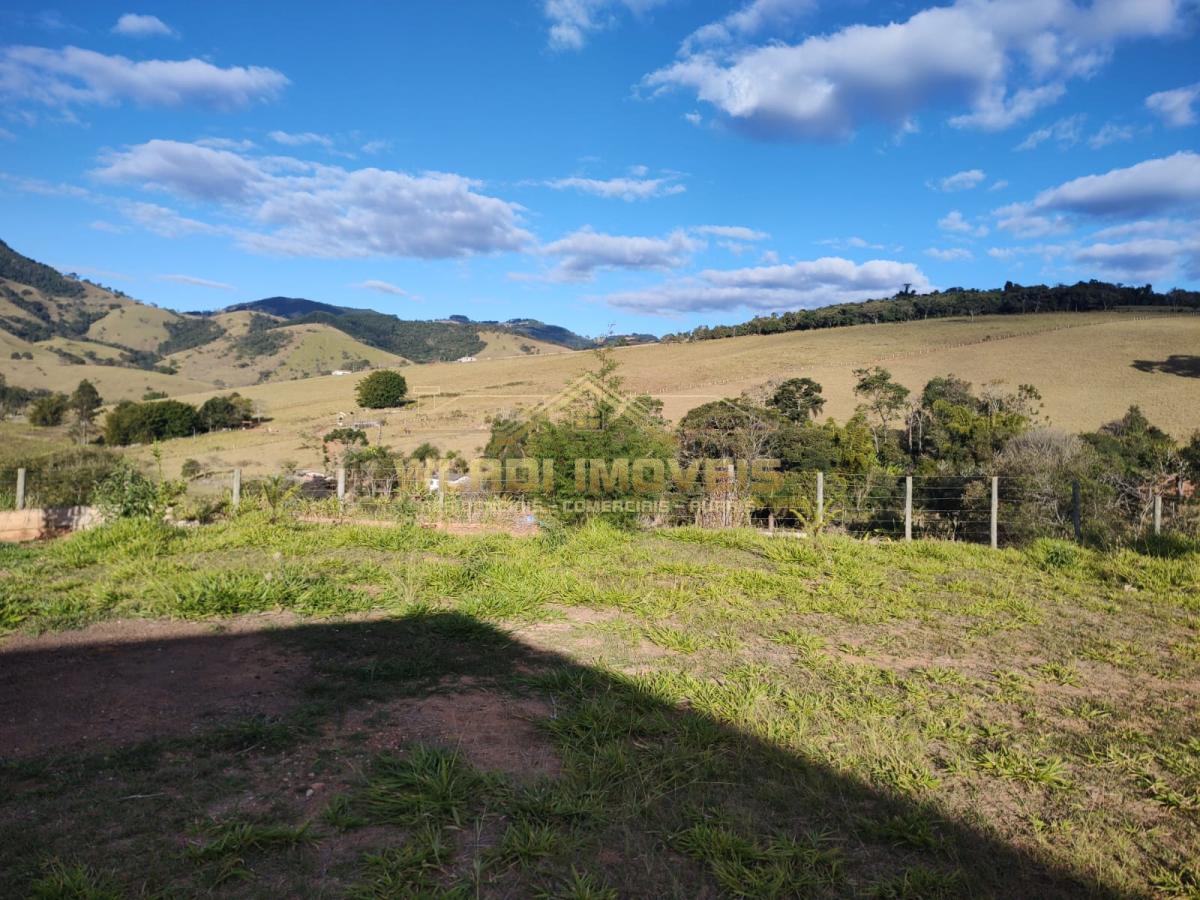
[15,468,25,511]
[1153,494,1162,536]
[231,468,241,509]
[337,466,346,508]
[816,471,824,527]
[1072,480,1082,542]
[904,476,913,542]
[990,476,999,549]
[767,510,775,534]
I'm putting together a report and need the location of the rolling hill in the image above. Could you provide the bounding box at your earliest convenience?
[116,308,1200,479]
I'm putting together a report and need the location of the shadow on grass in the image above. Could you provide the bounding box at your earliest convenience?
[0,613,1126,898]
[1132,355,1200,378]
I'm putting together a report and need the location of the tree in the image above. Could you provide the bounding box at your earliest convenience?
[69,379,102,443]
[356,370,409,409]
[198,393,253,431]
[767,378,825,422]
[29,393,68,427]
[104,400,200,446]
[852,367,910,451]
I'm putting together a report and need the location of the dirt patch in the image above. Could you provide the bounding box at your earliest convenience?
[334,686,560,780]
[0,615,309,759]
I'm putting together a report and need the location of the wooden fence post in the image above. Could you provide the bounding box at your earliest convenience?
[990,476,999,549]
[904,476,913,542]
[15,468,25,511]
[337,466,346,508]
[231,469,241,509]
[1153,494,1162,536]
[816,471,824,527]
[1072,480,1082,542]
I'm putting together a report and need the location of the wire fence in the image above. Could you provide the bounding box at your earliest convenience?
[1,464,1196,548]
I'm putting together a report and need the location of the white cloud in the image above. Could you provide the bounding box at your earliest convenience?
[1016,113,1084,150]
[692,225,768,241]
[938,210,989,237]
[533,226,701,281]
[112,14,175,38]
[1031,151,1200,218]
[543,173,685,201]
[818,236,887,251]
[601,257,931,314]
[0,45,287,111]
[159,273,233,290]
[1087,121,1135,148]
[681,0,817,53]
[683,111,702,126]
[354,279,408,297]
[644,0,1181,140]
[1092,218,1196,240]
[268,130,333,149]
[361,139,391,154]
[933,168,986,191]
[989,179,1009,191]
[1145,83,1200,127]
[120,201,224,238]
[926,247,974,261]
[94,139,532,258]
[543,0,670,50]
[1073,237,1200,282]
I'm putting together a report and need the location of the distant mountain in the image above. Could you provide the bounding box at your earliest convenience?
[448,315,600,350]
[215,296,350,318]
[0,239,85,299]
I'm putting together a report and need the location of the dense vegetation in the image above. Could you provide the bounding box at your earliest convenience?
[0,238,84,298]
[231,314,293,359]
[290,310,484,362]
[104,393,255,446]
[157,315,225,356]
[665,281,1200,343]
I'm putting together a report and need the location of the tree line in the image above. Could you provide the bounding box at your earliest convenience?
[662,281,1200,343]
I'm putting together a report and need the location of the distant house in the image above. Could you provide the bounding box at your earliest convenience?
[457,356,477,363]
[331,369,352,376]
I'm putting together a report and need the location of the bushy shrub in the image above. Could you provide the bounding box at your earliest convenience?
[356,370,408,409]
[93,464,158,520]
[28,393,68,426]
[104,400,200,445]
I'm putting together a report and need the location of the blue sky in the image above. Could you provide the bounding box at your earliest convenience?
[1,1,1198,337]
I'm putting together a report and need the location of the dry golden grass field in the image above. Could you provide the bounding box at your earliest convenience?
[106,310,1200,478]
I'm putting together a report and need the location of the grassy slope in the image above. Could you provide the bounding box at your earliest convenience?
[164,321,409,388]
[85,303,180,352]
[474,329,574,360]
[127,310,1200,478]
[0,518,1196,896]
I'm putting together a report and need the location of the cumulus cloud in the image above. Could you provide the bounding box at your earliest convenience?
[159,273,233,290]
[94,139,532,258]
[644,0,1181,140]
[1072,237,1200,281]
[543,173,685,201]
[354,279,408,297]
[1146,83,1200,127]
[543,0,670,50]
[601,257,931,314]
[1016,113,1085,150]
[1030,151,1200,218]
[112,14,175,38]
[926,247,974,261]
[533,226,701,282]
[0,45,288,111]
[933,169,986,191]
[938,210,989,237]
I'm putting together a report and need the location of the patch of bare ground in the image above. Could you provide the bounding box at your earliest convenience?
[331,683,561,780]
[0,614,309,759]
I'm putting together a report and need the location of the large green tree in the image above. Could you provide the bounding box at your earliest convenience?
[69,379,102,443]
[356,370,409,409]
[767,378,826,423]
